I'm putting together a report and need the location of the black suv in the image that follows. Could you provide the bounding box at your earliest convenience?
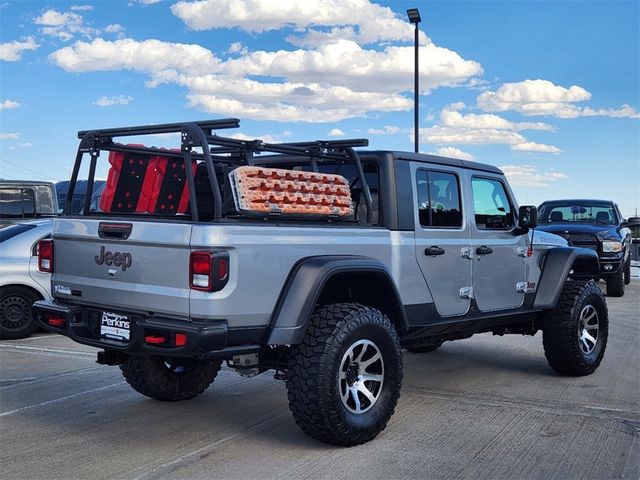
[537,199,632,296]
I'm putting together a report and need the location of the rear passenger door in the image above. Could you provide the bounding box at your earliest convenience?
[469,175,527,311]
[413,165,472,317]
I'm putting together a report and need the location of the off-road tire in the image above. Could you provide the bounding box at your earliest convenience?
[542,280,608,376]
[624,257,631,285]
[606,269,625,297]
[120,356,222,401]
[0,286,40,340]
[406,342,442,354]
[286,303,403,446]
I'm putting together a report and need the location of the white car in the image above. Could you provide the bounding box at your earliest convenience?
[0,219,53,339]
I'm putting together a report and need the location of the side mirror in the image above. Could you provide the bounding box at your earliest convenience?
[518,205,538,229]
[513,205,538,235]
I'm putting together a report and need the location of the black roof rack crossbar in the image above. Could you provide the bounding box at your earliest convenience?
[205,136,367,162]
[283,139,369,149]
[77,118,240,139]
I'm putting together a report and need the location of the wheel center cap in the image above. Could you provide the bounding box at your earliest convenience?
[346,364,359,385]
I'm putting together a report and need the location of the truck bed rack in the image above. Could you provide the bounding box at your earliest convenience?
[69,119,373,223]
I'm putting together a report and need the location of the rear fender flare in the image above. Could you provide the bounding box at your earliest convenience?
[266,255,407,345]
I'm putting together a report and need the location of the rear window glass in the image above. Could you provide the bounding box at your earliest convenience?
[538,202,617,225]
[0,224,37,243]
[0,189,36,218]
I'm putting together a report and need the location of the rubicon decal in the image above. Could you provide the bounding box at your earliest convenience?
[95,246,133,271]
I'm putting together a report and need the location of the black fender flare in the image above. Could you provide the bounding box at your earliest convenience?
[266,255,407,345]
[533,247,599,309]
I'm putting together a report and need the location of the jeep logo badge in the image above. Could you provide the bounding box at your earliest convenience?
[95,246,133,271]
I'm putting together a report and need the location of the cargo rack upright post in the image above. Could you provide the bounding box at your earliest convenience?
[70,118,374,223]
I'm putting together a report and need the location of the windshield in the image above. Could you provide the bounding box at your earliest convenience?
[538,201,618,225]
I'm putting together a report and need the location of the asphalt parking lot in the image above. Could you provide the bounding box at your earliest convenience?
[1,282,638,480]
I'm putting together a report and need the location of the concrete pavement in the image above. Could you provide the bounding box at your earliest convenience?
[1,282,638,479]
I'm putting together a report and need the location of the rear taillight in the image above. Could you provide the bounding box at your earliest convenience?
[189,250,230,292]
[38,239,54,273]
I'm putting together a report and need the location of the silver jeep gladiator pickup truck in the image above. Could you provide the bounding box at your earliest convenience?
[34,118,607,446]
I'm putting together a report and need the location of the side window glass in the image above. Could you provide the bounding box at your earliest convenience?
[429,172,462,227]
[416,170,462,228]
[416,170,430,226]
[472,178,515,229]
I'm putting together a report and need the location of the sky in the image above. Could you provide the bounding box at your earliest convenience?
[1,0,639,216]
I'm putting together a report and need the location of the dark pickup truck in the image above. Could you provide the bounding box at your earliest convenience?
[537,199,632,296]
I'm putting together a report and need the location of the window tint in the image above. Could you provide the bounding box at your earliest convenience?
[416,170,462,228]
[0,188,36,218]
[472,178,514,229]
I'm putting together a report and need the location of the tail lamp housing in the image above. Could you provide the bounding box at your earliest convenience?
[38,239,54,273]
[189,250,230,292]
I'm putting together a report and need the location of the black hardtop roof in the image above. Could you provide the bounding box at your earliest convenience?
[372,151,503,175]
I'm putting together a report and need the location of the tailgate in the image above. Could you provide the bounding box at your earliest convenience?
[52,219,192,318]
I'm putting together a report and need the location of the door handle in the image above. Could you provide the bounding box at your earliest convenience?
[425,246,445,256]
[476,246,493,255]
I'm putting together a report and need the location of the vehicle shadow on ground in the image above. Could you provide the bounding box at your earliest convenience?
[403,337,555,379]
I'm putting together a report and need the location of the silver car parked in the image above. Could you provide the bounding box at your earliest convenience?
[0,219,52,339]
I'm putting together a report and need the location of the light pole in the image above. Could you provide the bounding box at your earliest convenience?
[407,8,421,153]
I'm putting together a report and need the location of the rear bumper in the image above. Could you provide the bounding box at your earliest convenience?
[32,300,262,358]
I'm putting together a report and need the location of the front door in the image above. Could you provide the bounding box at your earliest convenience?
[469,176,527,312]
[413,165,472,317]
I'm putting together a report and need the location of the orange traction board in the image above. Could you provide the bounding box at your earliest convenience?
[228,166,354,217]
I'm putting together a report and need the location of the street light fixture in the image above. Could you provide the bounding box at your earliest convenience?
[407,8,421,153]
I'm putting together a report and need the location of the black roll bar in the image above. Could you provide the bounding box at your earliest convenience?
[68,119,374,223]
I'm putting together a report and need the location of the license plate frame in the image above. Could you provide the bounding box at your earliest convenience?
[100,311,131,342]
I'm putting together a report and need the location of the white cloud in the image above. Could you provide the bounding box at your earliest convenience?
[0,37,39,61]
[0,100,20,110]
[367,125,402,135]
[478,79,640,118]
[328,128,345,137]
[0,133,20,140]
[171,0,424,46]
[500,164,568,187]
[179,74,412,122]
[510,142,561,154]
[228,132,281,144]
[222,40,482,94]
[93,95,133,106]
[46,15,482,122]
[35,8,127,41]
[50,38,220,75]
[16,142,32,148]
[227,42,247,55]
[440,109,553,132]
[420,105,561,153]
[104,24,125,34]
[35,9,92,41]
[140,0,162,4]
[431,147,474,161]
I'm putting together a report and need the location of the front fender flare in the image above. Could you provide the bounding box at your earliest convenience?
[534,247,599,309]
